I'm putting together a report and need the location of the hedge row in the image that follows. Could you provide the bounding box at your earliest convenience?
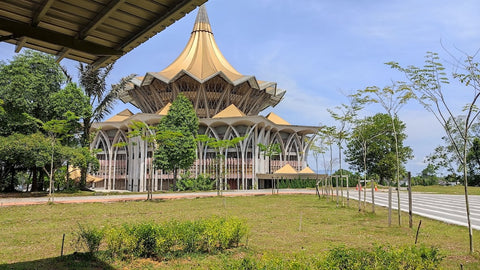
[75,216,248,260]
[217,244,443,270]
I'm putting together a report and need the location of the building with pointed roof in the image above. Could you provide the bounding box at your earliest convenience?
[91,5,318,191]
[119,5,285,119]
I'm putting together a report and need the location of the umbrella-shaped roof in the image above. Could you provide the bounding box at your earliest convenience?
[274,164,298,174]
[299,166,315,174]
[121,5,286,118]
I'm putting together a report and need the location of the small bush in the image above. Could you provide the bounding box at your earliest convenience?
[176,173,215,191]
[104,225,136,259]
[75,224,104,255]
[80,216,248,261]
[129,222,160,258]
[214,244,443,270]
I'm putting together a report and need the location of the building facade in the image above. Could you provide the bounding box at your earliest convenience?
[91,6,317,191]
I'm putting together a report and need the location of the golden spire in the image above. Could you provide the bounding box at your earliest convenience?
[157,5,244,81]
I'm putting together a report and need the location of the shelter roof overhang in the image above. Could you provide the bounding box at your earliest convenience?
[119,5,286,114]
[92,112,319,135]
[120,71,286,114]
[0,0,207,68]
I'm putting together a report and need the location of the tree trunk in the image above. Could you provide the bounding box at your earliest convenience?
[173,168,178,191]
[463,138,474,253]
[358,175,362,212]
[80,118,92,189]
[48,140,55,203]
[408,171,413,228]
[371,179,375,213]
[363,141,367,211]
[338,144,344,207]
[65,162,70,190]
[388,180,392,226]
[335,176,339,207]
[31,167,39,192]
[6,166,15,192]
[80,168,88,190]
[391,116,401,226]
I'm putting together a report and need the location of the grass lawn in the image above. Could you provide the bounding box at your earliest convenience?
[411,185,480,195]
[1,194,479,269]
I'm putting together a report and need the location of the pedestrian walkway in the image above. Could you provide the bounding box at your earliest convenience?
[0,189,316,207]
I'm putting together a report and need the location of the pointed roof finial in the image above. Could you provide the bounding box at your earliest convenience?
[193,5,212,33]
[157,4,243,81]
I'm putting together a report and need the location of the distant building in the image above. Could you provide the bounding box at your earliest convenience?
[91,6,318,191]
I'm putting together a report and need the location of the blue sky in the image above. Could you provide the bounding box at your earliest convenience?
[1,0,480,175]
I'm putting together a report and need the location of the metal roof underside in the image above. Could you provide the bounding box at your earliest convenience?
[0,0,207,68]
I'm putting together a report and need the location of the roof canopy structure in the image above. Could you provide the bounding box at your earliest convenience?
[0,0,207,68]
[121,5,286,118]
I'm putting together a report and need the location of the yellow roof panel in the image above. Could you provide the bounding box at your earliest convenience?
[156,103,172,115]
[299,167,315,174]
[274,164,297,174]
[266,112,290,125]
[105,109,133,122]
[68,167,103,183]
[212,104,245,118]
[158,5,244,81]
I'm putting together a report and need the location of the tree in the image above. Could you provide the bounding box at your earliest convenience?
[0,51,92,192]
[42,112,80,201]
[0,99,5,116]
[118,120,181,199]
[358,83,413,226]
[347,115,387,212]
[346,113,412,181]
[197,135,245,195]
[467,138,480,185]
[0,131,89,193]
[419,164,439,186]
[426,145,459,181]
[0,50,66,136]
[317,125,337,202]
[427,116,480,185]
[345,113,413,212]
[154,94,199,191]
[258,143,281,174]
[388,51,480,252]
[310,138,328,198]
[328,95,364,207]
[77,63,134,188]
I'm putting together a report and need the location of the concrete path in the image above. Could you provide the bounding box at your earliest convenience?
[0,189,316,207]
[347,189,480,230]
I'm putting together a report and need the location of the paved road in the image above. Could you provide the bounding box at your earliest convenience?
[347,189,480,230]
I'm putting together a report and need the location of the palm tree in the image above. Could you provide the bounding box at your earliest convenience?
[78,63,134,188]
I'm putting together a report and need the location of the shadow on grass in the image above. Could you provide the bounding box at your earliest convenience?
[0,252,115,270]
[0,191,48,198]
[149,199,167,203]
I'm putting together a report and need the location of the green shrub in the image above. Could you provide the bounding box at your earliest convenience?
[75,224,104,255]
[278,178,317,189]
[128,222,160,258]
[176,173,215,191]
[77,216,248,261]
[325,245,371,269]
[103,225,136,259]
[174,220,201,253]
[214,244,443,270]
